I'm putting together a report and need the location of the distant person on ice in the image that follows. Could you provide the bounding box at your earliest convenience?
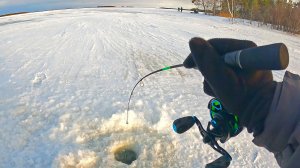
[180,7,183,13]
[183,37,300,168]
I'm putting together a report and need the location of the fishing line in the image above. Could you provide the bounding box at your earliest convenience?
[126,64,184,124]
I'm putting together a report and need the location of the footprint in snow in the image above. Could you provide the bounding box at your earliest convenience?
[32,72,47,86]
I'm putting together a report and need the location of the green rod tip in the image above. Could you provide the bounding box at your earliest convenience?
[162,66,171,71]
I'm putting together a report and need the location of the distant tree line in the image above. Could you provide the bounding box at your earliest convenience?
[192,0,300,34]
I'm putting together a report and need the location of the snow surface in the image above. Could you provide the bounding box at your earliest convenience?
[0,7,299,168]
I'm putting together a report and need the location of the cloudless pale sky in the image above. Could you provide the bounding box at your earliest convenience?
[0,0,194,15]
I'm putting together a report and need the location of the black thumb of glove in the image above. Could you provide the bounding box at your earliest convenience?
[183,53,196,68]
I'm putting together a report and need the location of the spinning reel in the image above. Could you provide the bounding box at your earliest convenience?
[173,98,243,168]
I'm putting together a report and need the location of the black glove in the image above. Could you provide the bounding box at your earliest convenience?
[184,37,277,136]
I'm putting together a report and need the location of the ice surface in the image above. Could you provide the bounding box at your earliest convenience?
[1,7,299,168]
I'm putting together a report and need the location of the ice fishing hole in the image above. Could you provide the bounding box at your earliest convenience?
[114,146,137,165]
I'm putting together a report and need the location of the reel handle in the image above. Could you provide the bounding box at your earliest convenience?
[173,116,196,134]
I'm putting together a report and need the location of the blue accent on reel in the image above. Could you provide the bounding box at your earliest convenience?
[211,99,222,111]
[173,124,178,133]
[192,116,197,121]
[211,120,217,127]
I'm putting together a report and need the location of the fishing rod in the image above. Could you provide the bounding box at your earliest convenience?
[125,42,289,167]
[126,64,184,124]
[126,43,289,124]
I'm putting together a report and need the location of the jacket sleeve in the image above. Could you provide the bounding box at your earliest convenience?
[252,71,300,168]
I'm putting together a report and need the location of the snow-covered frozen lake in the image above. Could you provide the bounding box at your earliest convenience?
[1,7,299,168]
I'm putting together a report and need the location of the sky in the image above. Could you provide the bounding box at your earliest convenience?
[0,0,195,15]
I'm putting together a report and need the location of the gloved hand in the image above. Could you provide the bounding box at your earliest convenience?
[184,37,277,136]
